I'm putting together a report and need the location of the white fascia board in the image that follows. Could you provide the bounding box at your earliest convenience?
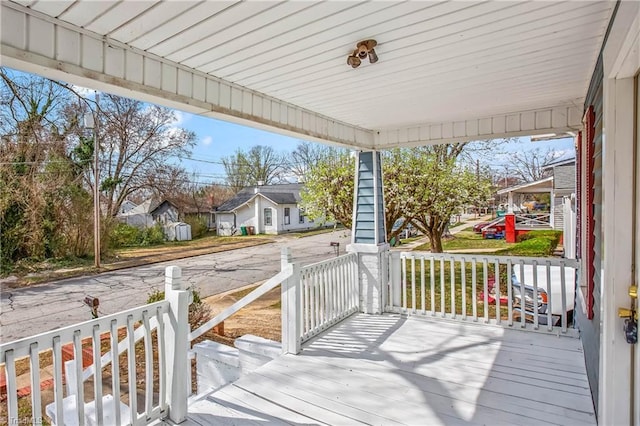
[373,104,584,149]
[0,2,374,150]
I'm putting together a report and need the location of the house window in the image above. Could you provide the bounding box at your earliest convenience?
[299,208,305,224]
[264,208,272,226]
[284,207,290,225]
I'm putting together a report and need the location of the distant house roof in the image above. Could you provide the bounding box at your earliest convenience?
[216,183,302,212]
[496,176,554,195]
[119,199,177,216]
[544,152,576,169]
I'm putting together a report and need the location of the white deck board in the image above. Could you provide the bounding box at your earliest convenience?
[179,314,596,425]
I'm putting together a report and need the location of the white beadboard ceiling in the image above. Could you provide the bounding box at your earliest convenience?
[9,0,614,130]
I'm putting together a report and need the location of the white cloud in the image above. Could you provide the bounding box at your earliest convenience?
[174,110,191,126]
[202,136,213,146]
[71,84,93,97]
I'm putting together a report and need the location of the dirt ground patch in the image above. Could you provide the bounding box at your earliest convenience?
[199,283,282,346]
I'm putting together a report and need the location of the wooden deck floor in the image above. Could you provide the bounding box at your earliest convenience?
[177,314,595,425]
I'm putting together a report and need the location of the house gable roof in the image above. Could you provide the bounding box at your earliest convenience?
[216,183,302,212]
[496,176,554,195]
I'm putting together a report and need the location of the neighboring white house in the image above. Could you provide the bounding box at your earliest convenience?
[116,199,190,240]
[216,183,332,236]
[117,200,138,215]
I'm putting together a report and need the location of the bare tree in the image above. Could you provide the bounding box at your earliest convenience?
[507,147,559,183]
[97,95,196,217]
[222,145,285,192]
[289,141,339,182]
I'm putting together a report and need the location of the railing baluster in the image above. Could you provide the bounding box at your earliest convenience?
[450,258,456,317]
[156,306,167,414]
[29,343,42,426]
[440,257,445,318]
[507,260,513,326]
[5,350,18,424]
[519,259,526,328]
[461,258,466,320]
[495,260,501,324]
[143,310,154,417]
[472,258,477,321]
[319,266,326,325]
[560,261,568,333]
[72,331,84,424]
[127,315,138,421]
[329,264,335,322]
[52,336,64,426]
[546,261,553,331]
[430,257,435,316]
[110,319,122,426]
[304,272,310,335]
[483,258,489,323]
[314,268,320,331]
[411,256,416,313]
[420,257,426,314]
[92,324,104,424]
[532,260,539,329]
[400,256,406,311]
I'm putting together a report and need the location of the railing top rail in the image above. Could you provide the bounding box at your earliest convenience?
[398,251,579,268]
[0,300,169,362]
[188,267,293,342]
[301,252,357,273]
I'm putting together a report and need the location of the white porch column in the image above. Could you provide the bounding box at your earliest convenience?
[164,266,190,423]
[347,151,389,314]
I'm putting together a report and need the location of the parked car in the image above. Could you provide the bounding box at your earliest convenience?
[473,222,493,233]
[511,264,576,325]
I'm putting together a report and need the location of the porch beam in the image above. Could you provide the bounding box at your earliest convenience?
[0,2,373,149]
[373,104,583,149]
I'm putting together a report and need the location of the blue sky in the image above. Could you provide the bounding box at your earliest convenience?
[4,67,576,186]
[175,107,576,184]
[173,110,304,182]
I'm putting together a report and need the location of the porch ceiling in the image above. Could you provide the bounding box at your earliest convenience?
[1,1,615,149]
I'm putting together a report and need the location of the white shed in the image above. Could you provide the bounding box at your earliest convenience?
[164,222,192,241]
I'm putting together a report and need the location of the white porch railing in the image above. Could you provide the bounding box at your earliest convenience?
[388,251,578,335]
[515,213,551,227]
[299,253,359,343]
[0,299,170,426]
[1,256,297,426]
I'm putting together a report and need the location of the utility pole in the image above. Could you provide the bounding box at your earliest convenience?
[94,93,101,268]
[85,93,101,268]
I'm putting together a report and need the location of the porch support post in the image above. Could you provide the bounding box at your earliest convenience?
[347,151,389,314]
[280,248,301,354]
[164,266,190,423]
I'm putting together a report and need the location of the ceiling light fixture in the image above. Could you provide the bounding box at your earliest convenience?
[347,39,378,68]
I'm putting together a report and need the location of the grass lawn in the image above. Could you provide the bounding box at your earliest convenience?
[414,227,508,252]
[400,257,508,321]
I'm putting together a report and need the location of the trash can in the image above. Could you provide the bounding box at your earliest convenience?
[240,226,248,236]
[247,226,255,235]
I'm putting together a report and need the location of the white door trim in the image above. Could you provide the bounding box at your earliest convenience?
[600,2,640,424]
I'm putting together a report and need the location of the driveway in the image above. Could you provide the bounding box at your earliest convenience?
[0,230,351,342]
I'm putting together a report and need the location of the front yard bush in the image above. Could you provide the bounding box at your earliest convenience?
[184,216,208,239]
[109,222,165,248]
[141,223,165,246]
[109,223,142,248]
[499,230,562,257]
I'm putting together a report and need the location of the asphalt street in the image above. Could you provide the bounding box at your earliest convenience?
[0,230,351,342]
